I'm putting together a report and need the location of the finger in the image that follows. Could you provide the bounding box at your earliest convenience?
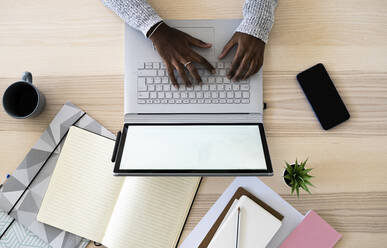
[232,56,250,82]
[227,47,243,79]
[190,51,216,74]
[166,62,179,88]
[243,60,256,80]
[256,57,264,72]
[186,63,202,85]
[250,58,263,78]
[218,38,236,59]
[254,49,264,73]
[185,33,212,48]
[175,62,192,87]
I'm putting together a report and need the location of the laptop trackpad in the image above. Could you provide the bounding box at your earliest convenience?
[175,27,215,60]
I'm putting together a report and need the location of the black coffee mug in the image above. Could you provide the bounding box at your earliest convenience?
[2,72,46,119]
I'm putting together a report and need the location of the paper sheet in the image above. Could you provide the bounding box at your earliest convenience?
[37,127,124,243]
[102,177,200,248]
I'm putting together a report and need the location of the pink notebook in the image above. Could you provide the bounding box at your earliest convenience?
[280,210,342,248]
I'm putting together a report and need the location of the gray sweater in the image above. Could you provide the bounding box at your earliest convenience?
[102,0,278,43]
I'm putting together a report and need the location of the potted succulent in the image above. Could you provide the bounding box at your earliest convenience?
[283,159,314,197]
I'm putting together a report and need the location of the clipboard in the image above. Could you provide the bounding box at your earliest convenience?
[199,187,284,248]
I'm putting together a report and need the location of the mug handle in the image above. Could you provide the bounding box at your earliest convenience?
[22,71,33,84]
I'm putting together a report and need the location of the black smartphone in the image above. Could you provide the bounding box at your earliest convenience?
[297,63,350,130]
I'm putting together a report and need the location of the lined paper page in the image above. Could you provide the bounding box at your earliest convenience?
[37,127,124,242]
[102,177,200,248]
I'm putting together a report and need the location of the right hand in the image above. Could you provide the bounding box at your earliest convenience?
[149,22,215,88]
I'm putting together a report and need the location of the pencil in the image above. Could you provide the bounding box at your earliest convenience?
[236,207,241,248]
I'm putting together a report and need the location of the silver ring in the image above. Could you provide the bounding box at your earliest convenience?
[184,61,192,67]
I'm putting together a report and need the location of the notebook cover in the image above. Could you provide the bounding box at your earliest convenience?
[0,210,89,248]
[280,210,342,248]
[0,102,114,248]
[199,187,283,248]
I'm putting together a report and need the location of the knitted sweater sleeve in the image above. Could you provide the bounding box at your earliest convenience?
[101,0,278,42]
[101,0,162,37]
[235,0,279,43]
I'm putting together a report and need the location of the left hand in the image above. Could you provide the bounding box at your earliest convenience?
[218,32,265,82]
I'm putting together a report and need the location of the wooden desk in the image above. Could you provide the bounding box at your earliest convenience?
[1,0,386,247]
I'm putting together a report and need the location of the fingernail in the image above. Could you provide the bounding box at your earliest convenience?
[211,69,216,74]
[174,84,179,89]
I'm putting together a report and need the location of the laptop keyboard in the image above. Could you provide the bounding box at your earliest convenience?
[137,62,250,104]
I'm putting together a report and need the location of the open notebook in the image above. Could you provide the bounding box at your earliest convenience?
[37,126,200,248]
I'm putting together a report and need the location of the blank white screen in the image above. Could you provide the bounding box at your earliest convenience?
[120,125,267,170]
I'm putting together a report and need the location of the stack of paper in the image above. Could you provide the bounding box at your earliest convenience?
[208,195,282,248]
[179,178,304,248]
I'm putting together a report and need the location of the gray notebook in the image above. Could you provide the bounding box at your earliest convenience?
[0,102,114,248]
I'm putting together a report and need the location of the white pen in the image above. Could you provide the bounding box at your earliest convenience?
[236,207,241,248]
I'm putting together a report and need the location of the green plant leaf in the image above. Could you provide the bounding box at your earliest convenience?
[285,161,290,167]
[294,180,299,190]
[301,158,308,169]
[300,168,312,175]
[300,182,311,194]
[286,166,293,175]
[284,174,291,180]
[304,180,315,187]
[296,186,300,197]
[291,182,296,195]
[301,174,313,179]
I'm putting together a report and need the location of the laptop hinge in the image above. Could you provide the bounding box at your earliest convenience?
[124,113,263,124]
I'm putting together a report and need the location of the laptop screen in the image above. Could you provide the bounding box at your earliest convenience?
[114,124,272,175]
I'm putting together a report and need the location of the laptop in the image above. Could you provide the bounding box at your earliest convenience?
[112,19,273,176]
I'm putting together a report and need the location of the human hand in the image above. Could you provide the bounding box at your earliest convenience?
[149,23,215,88]
[218,32,265,82]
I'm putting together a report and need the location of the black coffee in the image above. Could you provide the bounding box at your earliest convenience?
[3,82,38,117]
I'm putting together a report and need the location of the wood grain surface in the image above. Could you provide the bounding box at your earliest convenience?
[0,0,386,247]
